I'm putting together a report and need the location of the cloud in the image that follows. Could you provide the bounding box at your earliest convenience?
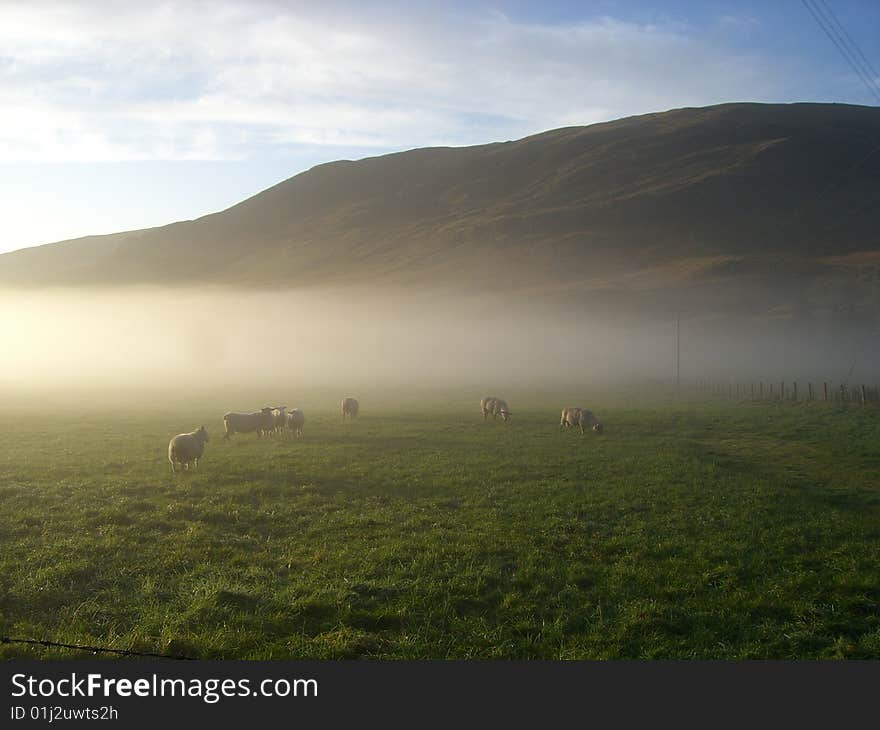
[0,1,809,163]
[719,14,761,30]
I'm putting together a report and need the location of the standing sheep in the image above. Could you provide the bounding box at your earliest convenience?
[270,406,288,436]
[168,426,209,472]
[286,408,305,437]
[341,397,359,420]
[223,408,275,440]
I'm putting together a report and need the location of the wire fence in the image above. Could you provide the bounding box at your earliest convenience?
[683,379,880,405]
[1,635,195,660]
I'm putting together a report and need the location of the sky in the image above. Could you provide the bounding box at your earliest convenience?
[0,0,878,254]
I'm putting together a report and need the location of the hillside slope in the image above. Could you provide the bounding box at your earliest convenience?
[1,102,878,317]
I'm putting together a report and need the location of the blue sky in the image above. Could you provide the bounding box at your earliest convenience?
[1,0,878,253]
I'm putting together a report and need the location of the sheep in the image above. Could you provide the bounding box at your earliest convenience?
[270,406,288,436]
[286,408,305,437]
[480,396,511,421]
[341,397,359,420]
[492,398,511,421]
[223,407,275,440]
[559,407,604,434]
[168,426,209,472]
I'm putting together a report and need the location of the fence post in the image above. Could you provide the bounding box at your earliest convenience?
[861,385,867,405]
[760,381,764,399]
[793,382,798,402]
[808,382,813,401]
[824,382,828,402]
[780,381,785,401]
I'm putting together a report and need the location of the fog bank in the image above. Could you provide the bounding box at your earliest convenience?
[2,287,878,397]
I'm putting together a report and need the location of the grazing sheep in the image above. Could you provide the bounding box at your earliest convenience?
[223,408,275,440]
[481,396,511,421]
[493,398,511,422]
[341,397,359,420]
[286,408,305,437]
[560,407,603,434]
[168,426,209,472]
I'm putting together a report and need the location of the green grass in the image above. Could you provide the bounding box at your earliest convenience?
[1,394,879,659]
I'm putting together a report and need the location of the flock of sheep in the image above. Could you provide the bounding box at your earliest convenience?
[222,405,307,441]
[167,396,603,472]
[167,399,353,472]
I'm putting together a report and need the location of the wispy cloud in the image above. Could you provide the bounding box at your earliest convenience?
[0,1,810,163]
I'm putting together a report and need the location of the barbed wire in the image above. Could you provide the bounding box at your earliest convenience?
[1,635,195,660]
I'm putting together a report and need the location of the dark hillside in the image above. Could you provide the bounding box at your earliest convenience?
[2,102,878,319]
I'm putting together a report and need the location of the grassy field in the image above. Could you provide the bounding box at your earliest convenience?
[1,391,879,659]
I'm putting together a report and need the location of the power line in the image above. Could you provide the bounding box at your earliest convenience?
[800,1,880,381]
[784,0,880,245]
[802,0,880,104]
[818,0,880,90]
[806,0,880,101]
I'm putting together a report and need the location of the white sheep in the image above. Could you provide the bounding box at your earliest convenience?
[168,426,209,472]
[559,407,603,434]
[286,408,305,437]
[480,396,511,421]
[270,406,288,436]
[223,408,275,440]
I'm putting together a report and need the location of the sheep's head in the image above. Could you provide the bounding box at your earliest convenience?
[592,422,603,434]
[198,425,209,441]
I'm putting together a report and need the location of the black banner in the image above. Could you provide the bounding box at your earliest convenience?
[1,660,877,726]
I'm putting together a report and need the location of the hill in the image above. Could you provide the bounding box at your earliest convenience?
[1,102,879,318]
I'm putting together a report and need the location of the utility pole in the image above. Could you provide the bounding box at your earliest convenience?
[675,311,681,390]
